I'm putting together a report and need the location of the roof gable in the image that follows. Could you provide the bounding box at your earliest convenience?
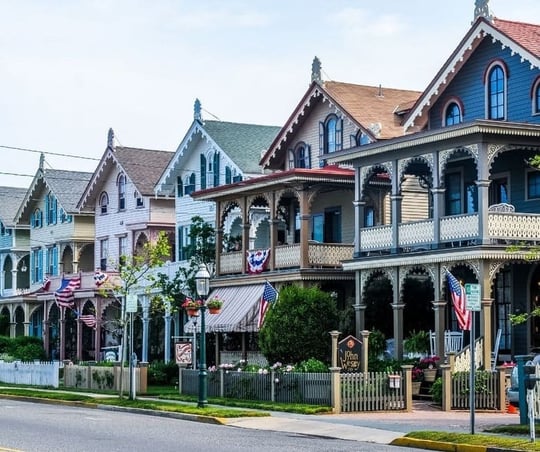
[260,80,420,170]
[404,17,540,131]
[16,167,93,223]
[79,145,173,209]
[0,186,27,227]
[155,119,280,196]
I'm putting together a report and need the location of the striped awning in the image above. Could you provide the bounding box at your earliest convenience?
[184,284,265,333]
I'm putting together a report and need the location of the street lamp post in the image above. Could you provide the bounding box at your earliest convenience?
[195,263,210,408]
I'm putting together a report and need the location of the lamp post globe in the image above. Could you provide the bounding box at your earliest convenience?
[195,263,210,408]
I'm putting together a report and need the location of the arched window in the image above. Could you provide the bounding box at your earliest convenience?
[45,192,57,225]
[319,115,342,155]
[487,64,506,120]
[31,208,43,228]
[357,131,371,146]
[99,192,109,214]
[200,154,207,190]
[213,152,220,187]
[185,173,196,195]
[177,176,183,197]
[444,102,462,126]
[117,174,126,210]
[294,143,310,168]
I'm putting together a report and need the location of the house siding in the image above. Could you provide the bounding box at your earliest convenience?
[430,39,540,127]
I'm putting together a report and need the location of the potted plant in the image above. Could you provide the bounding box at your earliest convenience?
[411,367,424,395]
[418,355,440,382]
[182,298,202,316]
[404,330,430,358]
[206,297,224,314]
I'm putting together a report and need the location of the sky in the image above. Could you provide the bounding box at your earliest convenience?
[1,0,539,188]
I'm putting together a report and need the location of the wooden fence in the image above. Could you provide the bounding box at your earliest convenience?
[0,360,59,388]
[341,371,405,412]
[180,369,331,405]
[448,371,501,410]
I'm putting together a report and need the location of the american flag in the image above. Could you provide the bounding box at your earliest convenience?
[79,314,97,329]
[55,275,81,308]
[257,281,278,329]
[446,271,471,331]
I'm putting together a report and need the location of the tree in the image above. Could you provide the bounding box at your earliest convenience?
[258,285,339,365]
[97,230,171,397]
[153,216,216,312]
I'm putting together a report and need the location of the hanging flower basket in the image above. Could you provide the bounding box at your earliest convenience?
[182,298,202,317]
[186,308,199,317]
[206,297,224,315]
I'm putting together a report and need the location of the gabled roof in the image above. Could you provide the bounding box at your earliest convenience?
[16,167,93,223]
[155,119,280,195]
[0,186,28,227]
[403,16,540,131]
[260,80,420,170]
[78,145,174,209]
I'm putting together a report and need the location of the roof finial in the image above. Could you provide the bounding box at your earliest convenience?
[194,98,202,121]
[107,128,115,150]
[311,56,322,84]
[473,0,492,23]
[39,153,45,170]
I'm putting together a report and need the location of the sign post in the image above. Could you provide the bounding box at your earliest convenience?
[465,283,481,435]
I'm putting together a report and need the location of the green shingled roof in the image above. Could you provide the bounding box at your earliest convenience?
[202,121,280,174]
[0,186,27,227]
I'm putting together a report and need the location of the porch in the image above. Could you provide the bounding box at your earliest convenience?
[359,211,540,254]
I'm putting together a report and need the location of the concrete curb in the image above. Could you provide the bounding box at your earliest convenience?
[391,437,513,452]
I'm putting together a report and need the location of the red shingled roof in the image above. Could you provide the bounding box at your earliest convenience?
[493,18,540,58]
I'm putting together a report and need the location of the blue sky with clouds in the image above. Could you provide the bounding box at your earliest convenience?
[1,0,539,188]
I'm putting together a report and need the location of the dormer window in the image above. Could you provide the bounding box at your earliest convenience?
[99,192,109,214]
[117,174,126,210]
[486,62,507,120]
[444,101,462,126]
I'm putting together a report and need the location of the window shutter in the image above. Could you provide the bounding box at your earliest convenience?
[45,196,49,225]
[53,246,58,275]
[53,198,57,224]
[177,177,183,197]
[30,252,34,282]
[200,155,207,190]
[319,122,324,155]
[288,149,294,169]
[38,249,43,281]
[306,145,311,169]
[336,118,343,151]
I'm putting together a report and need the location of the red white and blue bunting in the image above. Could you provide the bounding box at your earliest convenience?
[246,249,271,274]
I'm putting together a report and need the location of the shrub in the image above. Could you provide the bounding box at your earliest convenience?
[430,377,442,404]
[295,358,329,372]
[148,361,178,385]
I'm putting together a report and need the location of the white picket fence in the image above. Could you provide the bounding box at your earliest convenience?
[0,361,60,388]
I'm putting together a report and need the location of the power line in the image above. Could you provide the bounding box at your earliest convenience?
[0,145,100,162]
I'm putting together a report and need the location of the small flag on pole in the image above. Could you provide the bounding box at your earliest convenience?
[257,281,278,329]
[446,270,471,331]
[55,274,81,308]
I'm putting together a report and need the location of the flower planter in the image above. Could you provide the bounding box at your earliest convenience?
[186,308,199,317]
[423,369,437,382]
[209,307,222,315]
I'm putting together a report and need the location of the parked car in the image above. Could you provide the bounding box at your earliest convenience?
[506,356,540,405]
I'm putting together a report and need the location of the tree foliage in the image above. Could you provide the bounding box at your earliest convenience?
[258,285,339,365]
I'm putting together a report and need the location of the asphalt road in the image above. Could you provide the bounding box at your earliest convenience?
[0,399,418,452]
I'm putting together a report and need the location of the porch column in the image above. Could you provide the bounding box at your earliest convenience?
[431,188,445,247]
[432,301,446,357]
[481,298,494,369]
[141,297,150,363]
[76,314,83,361]
[299,189,311,269]
[95,299,102,361]
[215,200,222,276]
[476,180,491,244]
[392,267,404,359]
[390,195,403,253]
[269,192,277,271]
[43,319,50,357]
[241,196,249,274]
[353,168,364,258]
[10,269,17,293]
[164,303,172,363]
[354,270,366,337]
[59,310,66,361]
